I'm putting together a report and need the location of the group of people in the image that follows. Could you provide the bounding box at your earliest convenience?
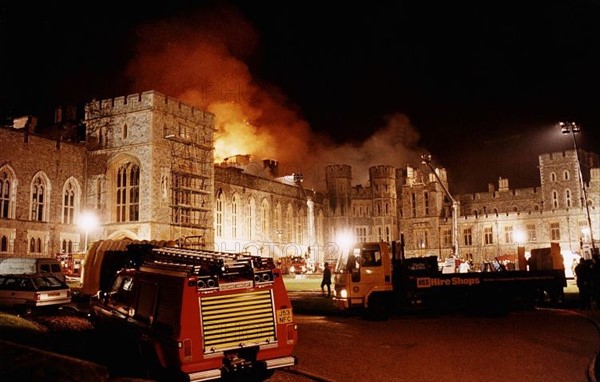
[574,256,600,310]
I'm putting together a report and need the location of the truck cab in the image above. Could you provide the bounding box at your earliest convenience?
[333,242,394,317]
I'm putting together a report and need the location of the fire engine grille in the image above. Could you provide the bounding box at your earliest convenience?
[200,290,277,353]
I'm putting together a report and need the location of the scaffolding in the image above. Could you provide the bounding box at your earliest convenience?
[164,123,214,245]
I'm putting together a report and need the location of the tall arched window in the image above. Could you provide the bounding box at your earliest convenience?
[116,162,140,222]
[0,167,16,219]
[29,237,42,254]
[62,180,76,224]
[274,202,282,241]
[552,190,559,209]
[285,204,293,242]
[564,170,570,180]
[215,191,223,237]
[296,207,305,244]
[261,199,270,240]
[232,194,239,239]
[31,174,48,221]
[61,239,74,254]
[565,189,572,208]
[246,197,255,240]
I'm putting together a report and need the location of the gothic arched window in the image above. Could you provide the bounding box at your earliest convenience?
[116,162,140,222]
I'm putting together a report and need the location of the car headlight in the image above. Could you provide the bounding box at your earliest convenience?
[339,289,348,298]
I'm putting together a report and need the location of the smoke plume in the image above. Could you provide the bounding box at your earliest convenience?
[126,4,423,191]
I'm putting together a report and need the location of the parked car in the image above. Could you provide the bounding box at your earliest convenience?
[0,257,66,283]
[0,273,71,311]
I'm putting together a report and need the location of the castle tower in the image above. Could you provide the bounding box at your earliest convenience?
[369,165,398,242]
[325,165,353,242]
[84,91,215,246]
[538,150,585,211]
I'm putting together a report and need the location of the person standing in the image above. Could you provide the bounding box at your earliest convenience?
[575,258,593,310]
[321,262,332,297]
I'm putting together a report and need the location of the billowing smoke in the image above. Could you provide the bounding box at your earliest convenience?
[126,5,423,191]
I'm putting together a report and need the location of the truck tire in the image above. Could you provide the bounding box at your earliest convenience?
[364,293,391,321]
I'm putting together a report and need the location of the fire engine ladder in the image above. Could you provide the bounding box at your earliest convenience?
[142,247,275,288]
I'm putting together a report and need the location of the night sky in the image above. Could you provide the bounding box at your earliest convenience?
[2,1,600,193]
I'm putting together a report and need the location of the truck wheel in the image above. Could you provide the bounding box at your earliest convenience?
[364,294,390,321]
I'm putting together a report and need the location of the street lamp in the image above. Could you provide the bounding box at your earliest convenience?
[559,121,596,256]
[79,211,99,253]
[514,229,526,270]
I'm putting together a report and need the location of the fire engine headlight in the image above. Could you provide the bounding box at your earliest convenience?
[290,266,295,273]
[339,289,348,298]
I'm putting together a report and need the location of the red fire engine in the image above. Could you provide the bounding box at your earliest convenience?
[89,244,298,381]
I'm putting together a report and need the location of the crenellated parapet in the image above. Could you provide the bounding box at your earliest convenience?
[369,165,395,180]
[85,90,214,125]
[325,164,352,179]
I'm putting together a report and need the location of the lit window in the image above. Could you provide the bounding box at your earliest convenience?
[527,224,537,242]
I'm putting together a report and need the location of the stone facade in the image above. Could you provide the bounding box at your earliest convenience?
[1,90,598,270]
[400,150,600,267]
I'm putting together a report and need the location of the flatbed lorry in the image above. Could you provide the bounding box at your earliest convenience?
[332,239,567,319]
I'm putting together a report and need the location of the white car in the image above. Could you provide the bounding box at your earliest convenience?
[0,273,71,311]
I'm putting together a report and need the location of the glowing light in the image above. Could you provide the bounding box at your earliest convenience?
[80,211,98,232]
[513,229,526,244]
[79,211,99,252]
[336,232,354,252]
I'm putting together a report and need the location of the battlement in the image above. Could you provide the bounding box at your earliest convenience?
[369,165,396,180]
[325,164,352,179]
[538,150,577,165]
[352,184,372,198]
[85,90,214,125]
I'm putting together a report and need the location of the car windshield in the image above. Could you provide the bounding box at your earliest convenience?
[32,276,65,290]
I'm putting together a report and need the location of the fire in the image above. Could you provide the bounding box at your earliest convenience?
[208,102,277,162]
[125,4,424,190]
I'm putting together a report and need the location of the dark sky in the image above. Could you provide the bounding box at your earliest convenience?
[2,1,600,193]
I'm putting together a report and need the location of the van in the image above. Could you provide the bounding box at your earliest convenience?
[0,258,66,283]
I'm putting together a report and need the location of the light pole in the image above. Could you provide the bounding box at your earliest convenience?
[79,211,98,253]
[559,121,596,256]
